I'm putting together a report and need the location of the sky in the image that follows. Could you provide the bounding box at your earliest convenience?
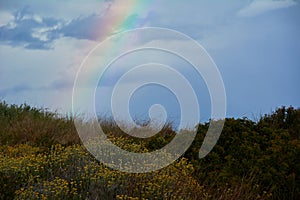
[0,0,299,125]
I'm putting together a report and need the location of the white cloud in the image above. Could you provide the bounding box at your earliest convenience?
[238,0,298,17]
[33,15,43,23]
[31,28,49,42]
[0,11,14,26]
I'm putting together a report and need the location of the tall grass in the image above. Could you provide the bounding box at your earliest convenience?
[0,101,80,147]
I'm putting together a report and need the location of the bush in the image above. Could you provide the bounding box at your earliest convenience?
[186,107,300,199]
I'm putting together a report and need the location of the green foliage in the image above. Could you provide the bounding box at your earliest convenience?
[186,107,300,199]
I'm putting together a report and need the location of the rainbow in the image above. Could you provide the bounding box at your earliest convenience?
[73,0,153,115]
[96,0,151,40]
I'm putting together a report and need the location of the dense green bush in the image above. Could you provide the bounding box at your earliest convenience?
[186,107,300,199]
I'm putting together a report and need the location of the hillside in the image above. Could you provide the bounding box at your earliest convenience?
[0,101,299,199]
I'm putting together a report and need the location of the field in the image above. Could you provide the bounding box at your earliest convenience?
[0,101,299,199]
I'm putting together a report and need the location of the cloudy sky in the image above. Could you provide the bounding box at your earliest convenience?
[0,0,299,124]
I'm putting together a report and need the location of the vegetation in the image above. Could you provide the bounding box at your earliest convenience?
[0,101,299,199]
[185,107,300,199]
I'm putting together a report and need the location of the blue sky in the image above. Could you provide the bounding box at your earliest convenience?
[0,0,299,123]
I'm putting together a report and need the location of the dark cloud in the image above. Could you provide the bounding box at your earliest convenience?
[0,6,62,49]
[0,80,71,96]
[49,78,73,90]
[60,14,104,40]
[0,5,149,50]
[60,8,148,40]
[25,42,52,50]
[0,84,32,96]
